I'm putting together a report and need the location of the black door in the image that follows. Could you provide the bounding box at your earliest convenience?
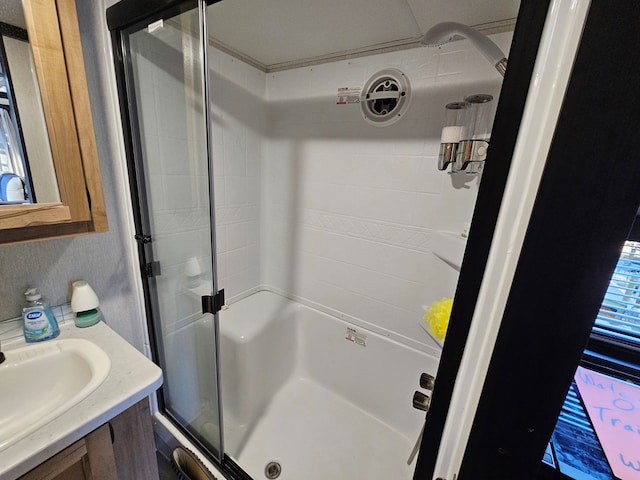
[414,1,640,479]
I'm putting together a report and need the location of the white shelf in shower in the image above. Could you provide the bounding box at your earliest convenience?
[418,316,444,348]
[432,231,468,270]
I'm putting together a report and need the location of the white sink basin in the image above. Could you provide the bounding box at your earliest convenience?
[0,338,111,451]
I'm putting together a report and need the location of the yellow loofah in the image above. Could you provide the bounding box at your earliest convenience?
[423,298,453,341]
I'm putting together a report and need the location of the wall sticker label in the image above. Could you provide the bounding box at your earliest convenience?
[345,327,366,347]
[337,87,361,105]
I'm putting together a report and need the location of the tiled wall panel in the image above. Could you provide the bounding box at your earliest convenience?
[262,33,512,349]
[209,48,266,300]
[207,33,511,350]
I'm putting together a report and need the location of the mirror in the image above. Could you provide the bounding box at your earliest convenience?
[0,0,107,242]
[0,0,59,205]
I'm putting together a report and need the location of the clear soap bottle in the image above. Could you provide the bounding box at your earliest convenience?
[22,288,60,343]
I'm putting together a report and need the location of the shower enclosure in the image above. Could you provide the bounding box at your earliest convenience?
[107,0,520,476]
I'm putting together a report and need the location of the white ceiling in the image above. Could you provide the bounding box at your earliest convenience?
[0,0,518,72]
[207,0,520,70]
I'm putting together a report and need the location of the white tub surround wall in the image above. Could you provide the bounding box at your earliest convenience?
[209,48,266,299]
[262,33,512,351]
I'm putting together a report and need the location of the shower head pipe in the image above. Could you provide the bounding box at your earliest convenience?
[421,22,507,76]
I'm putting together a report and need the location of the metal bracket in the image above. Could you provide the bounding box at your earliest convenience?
[454,139,489,172]
[145,261,161,278]
[202,289,225,315]
[134,233,153,244]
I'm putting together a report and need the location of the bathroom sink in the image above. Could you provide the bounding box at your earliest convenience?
[0,338,111,451]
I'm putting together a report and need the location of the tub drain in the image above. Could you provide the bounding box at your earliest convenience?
[264,460,282,479]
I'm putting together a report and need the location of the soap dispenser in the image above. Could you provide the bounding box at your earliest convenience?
[22,288,60,343]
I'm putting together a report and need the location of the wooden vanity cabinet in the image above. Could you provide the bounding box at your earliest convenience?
[19,423,117,480]
[18,400,159,480]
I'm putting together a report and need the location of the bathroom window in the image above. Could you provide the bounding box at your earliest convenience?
[588,240,640,363]
[580,237,640,386]
[545,238,640,479]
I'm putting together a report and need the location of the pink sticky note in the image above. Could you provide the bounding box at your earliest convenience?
[574,366,640,479]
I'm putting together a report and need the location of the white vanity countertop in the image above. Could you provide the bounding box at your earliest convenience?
[0,320,163,479]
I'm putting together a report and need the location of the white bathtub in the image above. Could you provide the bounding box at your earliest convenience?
[218,289,440,480]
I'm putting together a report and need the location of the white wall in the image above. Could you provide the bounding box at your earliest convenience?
[127,21,513,356]
[209,49,266,299]
[260,33,511,351]
[115,9,509,357]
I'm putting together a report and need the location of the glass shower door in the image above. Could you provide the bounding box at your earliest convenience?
[119,1,223,460]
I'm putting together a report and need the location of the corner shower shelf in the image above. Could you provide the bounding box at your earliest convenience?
[432,231,467,270]
[418,317,444,348]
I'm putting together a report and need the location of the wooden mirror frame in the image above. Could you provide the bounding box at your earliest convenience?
[0,0,107,244]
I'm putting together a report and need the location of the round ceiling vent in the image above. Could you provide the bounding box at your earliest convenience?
[361,68,411,127]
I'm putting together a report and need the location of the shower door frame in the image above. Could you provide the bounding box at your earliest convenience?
[412,0,553,477]
[454,1,640,478]
[107,0,241,473]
